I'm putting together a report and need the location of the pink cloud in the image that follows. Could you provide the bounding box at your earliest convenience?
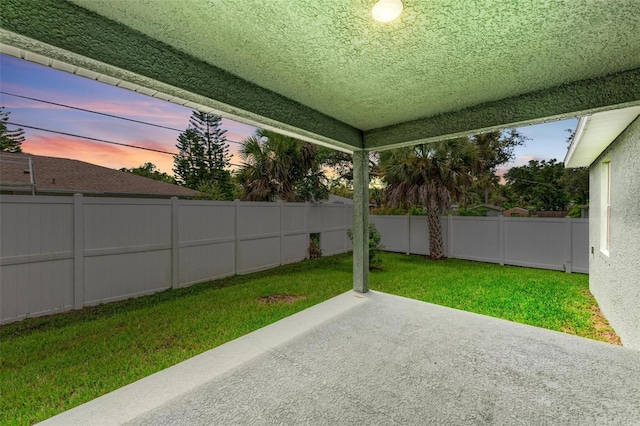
[23,134,176,174]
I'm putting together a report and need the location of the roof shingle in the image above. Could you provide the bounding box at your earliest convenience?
[0,153,200,197]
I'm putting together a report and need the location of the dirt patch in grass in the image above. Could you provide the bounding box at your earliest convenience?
[589,305,622,346]
[577,289,622,346]
[257,294,306,304]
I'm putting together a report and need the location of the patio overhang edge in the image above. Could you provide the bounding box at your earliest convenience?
[364,67,640,151]
[0,0,364,152]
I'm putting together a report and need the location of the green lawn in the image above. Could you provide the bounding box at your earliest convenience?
[0,252,616,425]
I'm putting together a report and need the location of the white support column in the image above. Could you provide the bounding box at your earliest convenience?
[353,150,369,293]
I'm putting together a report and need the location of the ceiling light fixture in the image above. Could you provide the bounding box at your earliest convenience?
[372,0,404,23]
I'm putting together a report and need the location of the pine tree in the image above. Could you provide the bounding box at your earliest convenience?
[0,107,25,153]
[173,111,233,199]
[189,111,230,171]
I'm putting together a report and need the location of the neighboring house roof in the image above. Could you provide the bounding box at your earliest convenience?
[0,152,200,198]
[503,207,529,216]
[565,105,640,168]
[327,194,354,205]
[469,204,504,212]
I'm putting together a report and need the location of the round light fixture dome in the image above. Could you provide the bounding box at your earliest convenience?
[372,0,404,23]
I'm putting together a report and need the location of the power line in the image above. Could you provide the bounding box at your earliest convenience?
[6,121,243,167]
[0,91,246,145]
[1,91,184,132]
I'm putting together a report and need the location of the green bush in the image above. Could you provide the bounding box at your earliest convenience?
[457,208,488,216]
[347,223,384,269]
[370,205,427,216]
[567,205,582,218]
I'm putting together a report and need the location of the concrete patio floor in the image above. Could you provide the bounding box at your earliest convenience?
[41,291,640,425]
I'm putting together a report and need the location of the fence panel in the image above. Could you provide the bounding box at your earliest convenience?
[320,204,349,256]
[0,196,353,324]
[409,216,430,255]
[370,216,409,253]
[503,218,566,271]
[282,203,308,265]
[178,201,236,286]
[236,202,281,274]
[83,199,172,304]
[571,219,589,273]
[450,217,500,263]
[373,214,588,274]
[307,204,322,233]
[0,196,75,322]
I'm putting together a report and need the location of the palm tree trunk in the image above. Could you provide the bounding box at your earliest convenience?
[427,200,446,260]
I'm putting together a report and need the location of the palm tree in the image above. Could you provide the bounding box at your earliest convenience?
[380,138,480,260]
[236,129,328,202]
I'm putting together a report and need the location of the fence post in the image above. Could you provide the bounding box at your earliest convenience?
[234,199,240,275]
[564,216,573,273]
[305,201,310,259]
[498,215,505,266]
[73,193,84,309]
[319,202,324,253]
[279,200,284,265]
[406,214,411,255]
[171,197,179,289]
[447,215,453,258]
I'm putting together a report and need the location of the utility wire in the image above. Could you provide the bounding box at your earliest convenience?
[0,91,246,145]
[507,177,561,188]
[6,121,243,168]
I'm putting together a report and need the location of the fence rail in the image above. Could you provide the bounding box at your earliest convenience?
[0,195,353,324]
[370,215,588,274]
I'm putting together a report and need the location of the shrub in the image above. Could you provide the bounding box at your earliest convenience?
[347,223,384,269]
[458,208,488,216]
[567,205,582,218]
[308,233,322,258]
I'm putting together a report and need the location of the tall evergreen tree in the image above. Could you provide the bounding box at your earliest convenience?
[0,107,25,153]
[173,111,233,199]
[188,111,230,171]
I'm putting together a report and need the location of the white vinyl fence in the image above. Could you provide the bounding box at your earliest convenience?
[0,195,353,324]
[370,215,588,274]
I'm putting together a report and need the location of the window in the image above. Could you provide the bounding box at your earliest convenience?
[601,161,611,255]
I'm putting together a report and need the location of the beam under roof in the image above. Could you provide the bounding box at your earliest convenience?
[365,68,640,151]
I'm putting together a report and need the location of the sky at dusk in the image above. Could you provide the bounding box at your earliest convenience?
[0,53,577,177]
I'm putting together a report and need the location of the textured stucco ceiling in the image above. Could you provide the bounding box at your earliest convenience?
[67,0,640,131]
[1,0,639,151]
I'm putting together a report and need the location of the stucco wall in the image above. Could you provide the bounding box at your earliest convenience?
[589,116,640,350]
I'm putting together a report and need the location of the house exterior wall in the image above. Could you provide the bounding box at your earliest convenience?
[589,116,640,350]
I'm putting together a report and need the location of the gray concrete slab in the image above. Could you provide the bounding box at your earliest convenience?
[40,291,640,425]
